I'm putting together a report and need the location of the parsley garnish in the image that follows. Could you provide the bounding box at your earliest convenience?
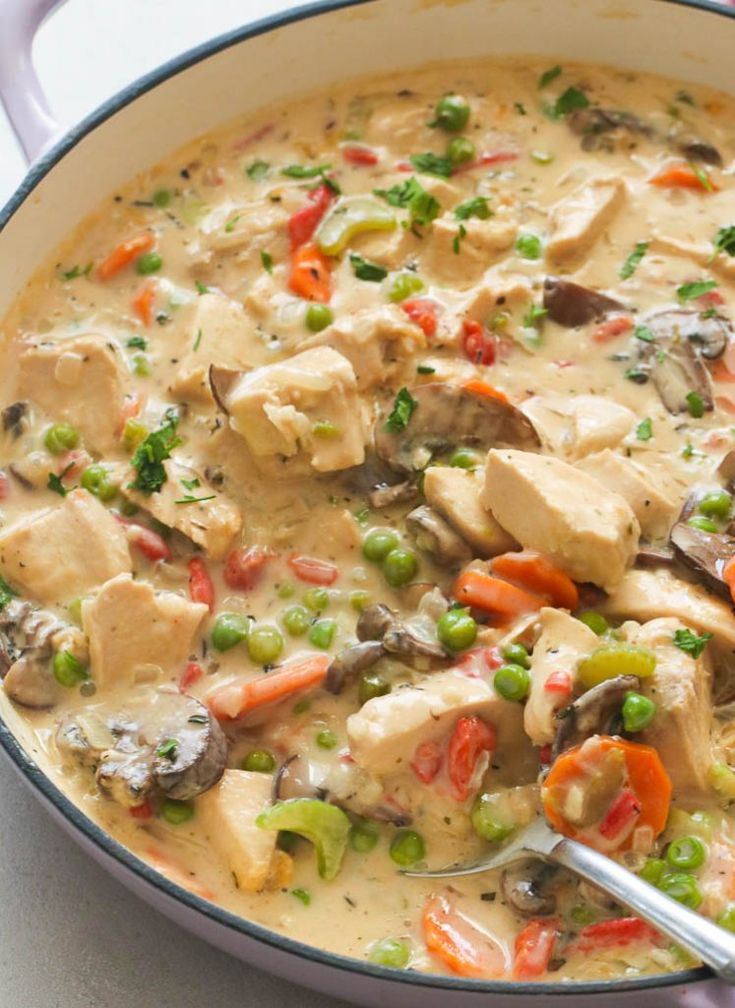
[620,241,649,280]
[417,364,435,374]
[349,254,387,282]
[673,627,712,658]
[549,86,589,118]
[354,506,370,526]
[514,102,527,116]
[539,65,562,89]
[634,324,655,343]
[714,226,735,258]
[246,160,270,181]
[187,714,208,724]
[60,262,92,281]
[374,177,440,227]
[636,417,653,441]
[180,477,200,490]
[126,335,147,350]
[409,152,454,178]
[454,196,491,221]
[686,390,705,418]
[47,462,74,497]
[0,576,15,611]
[677,279,718,302]
[195,280,209,295]
[192,328,202,352]
[624,366,649,384]
[689,162,713,193]
[385,387,417,433]
[682,442,696,459]
[175,494,216,505]
[453,224,467,255]
[156,739,178,761]
[261,250,273,274]
[128,411,181,495]
[522,303,547,328]
[224,214,241,233]
[280,163,331,178]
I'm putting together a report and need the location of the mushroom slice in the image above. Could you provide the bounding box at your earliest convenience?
[640,338,713,415]
[670,518,735,602]
[325,639,386,694]
[149,692,227,799]
[567,106,653,150]
[2,401,30,439]
[642,308,731,361]
[406,506,472,567]
[375,383,540,475]
[0,600,85,709]
[551,675,640,760]
[367,480,418,510]
[543,277,625,327]
[356,604,395,642]
[274,754,329,802]
[208,365,241,415]
[675,137,723,167]
[356,602,446,661]
[501,860,558,916]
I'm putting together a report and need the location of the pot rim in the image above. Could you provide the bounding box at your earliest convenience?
[0,0,732,994]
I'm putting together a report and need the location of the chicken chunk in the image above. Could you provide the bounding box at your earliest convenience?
[482,449,640,591]
[212,346,366,473]
[630,617,713,798]
[17,335,126,453]
[422,208,518,288]
[0,489,131,605]
[197,769,278,892]
[576,450,677,540]
[546,177,626,262]
[300,305,425,391]
[422,466,517,557]
[170,294,272,402]
[347,669,528,777]
[524,608,598,746]
[521,395,635,460]
[122,459,241,561]
[81,574,207,689]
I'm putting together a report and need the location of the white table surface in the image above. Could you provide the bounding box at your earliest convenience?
[0,3,347,1006]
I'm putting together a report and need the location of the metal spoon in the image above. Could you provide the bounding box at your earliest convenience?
[403,816,735,983]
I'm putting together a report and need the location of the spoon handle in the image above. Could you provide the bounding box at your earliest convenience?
[553,836,735,983]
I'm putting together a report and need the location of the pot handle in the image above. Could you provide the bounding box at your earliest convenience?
[0,0,67,164]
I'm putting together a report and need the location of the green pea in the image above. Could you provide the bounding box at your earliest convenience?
[359,670,390,705]
[368,937,411,969]
[432,94,470,132]
[449,448,481,470]
[382,548,418,588]
[52,650,88,688]
[471,792,515,843]
[303,587,329,612]
[276,582,295,599]
[152,189,172,208]
[437,608,477,652]
[132,353,151,377]
[349,590,371,612]
[515,233,543,260]
[387,272,424,303]
[44,423,79,455]
[211,612,250,651]
[305,303,333,333]
[81,464,118,502]
[389,829,426,866]
[316,728,338,750]
[578,610,609,636]
[122,417,148,451]
[622,691,656,733]
[309,618,336,650]
[639,857,667,886]
[312,420,340,439]
[531,150,553,165]
[161,798,195,825]
[501,642,530,669]
[291,887,311,906]
[569,905,597,926]
[242,749,276,773]
[658,872,702,909]
[282,605,311,636]
[350,818,379,853]
[494,663,530,702]
[362,528,400,562]
[717,904,735,933]
[666,835,706,871]
[699,490,732,520]
[688,515,719,533]
[446,136,475,165]
[247,625,284,664]
[136,251,163,275]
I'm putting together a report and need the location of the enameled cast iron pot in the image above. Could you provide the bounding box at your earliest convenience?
[0,1,734,1003]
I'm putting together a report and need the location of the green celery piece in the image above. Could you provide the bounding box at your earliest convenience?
[257,798,351,880]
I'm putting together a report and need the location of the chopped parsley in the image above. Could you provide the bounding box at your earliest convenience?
[686,390,705,418]
[452,224,467,255]
[374,176,440,228]
[47,462,74,497]
[280,163,331,178]
[192,328,203,352]
[677,279,718,302]
[156,739,178,761]
[0,575,15,611]
[384,387,417,433]
[261,250,274,274]
[538,64,562,89]
[291,888,311,906]
[59,262,92,281]
[636,417,653,441]
[128,410,181,495]
[246,160,270,181]
[175,494,217,505]
[514,102,527,116]
[619,241,649,280]
[714,226,735,258]
[180,477,201,491]
[682,442,696,459]
[195,280,210,295]
[549,86,589,118]
[454,196,491,221]
[126,335,148,350]
[187,714,208,725]
[522,303,547,329]
[354,506,370,526]
[673,627,713,659]
[349,253,387,282]
[634,324,655,343]
[417,364,435,374]
[224,214,241,233]
[689,162,713,193]
[624,366,649,385]
[409,152,453,178]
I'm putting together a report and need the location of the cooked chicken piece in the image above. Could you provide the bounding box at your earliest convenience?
[482,449,640,591]
[210,346,366,473]
[0,489,131,605]
[17,335,126,454]
[169,293,272,402]
[81,574,207,689]
[347,669,530,777]
[524,608,599,746]
[576,450,677,540]
[422,208,518,288]
[197,769,278,891]
[649,234,735,282]
[199,198,291,259]
[422,466,517,557]
[300,305,425,391]
[630,617,713,798]
[545,177,626,263]
[521,394,635,460]
[122,459,241,561]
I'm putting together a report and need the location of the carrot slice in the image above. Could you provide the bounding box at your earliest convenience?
[649,163,718,192]
[461,378,509,403]
[453,569,545,621]
[541,735,671,851]
[422,894,508,978]
[132,279,156,326]
[288,241,332,302]
[207,654,329,720]
[723,557,735,604]
[490,551,579,610]
[592,314,633,344]
[97,233,155,280]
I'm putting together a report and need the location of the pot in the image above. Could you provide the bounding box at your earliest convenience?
[0,0,734,1003]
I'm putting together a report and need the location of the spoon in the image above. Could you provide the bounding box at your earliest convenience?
[403,816,735,983]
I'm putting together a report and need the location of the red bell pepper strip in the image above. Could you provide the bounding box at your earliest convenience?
[287,554,339,586]
[447,715,496,802]
[462,319,497,366]
[575,917,660,953]
[223,546,275,591]
[402,297,440,338]
[188,557,215,611]
[341,145,379,166]
[180,661,204,692]
[513,918,560,979]
[288,183,335,250]
[411,741,443,784]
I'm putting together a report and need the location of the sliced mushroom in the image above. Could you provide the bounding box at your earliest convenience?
[358,602,446,659]
[0,600,85,709]
[357,604,395,642]
[567,106,653,151]
[1,401,30,439]
[719,450,735,490]
[636,543,675,567]
[670,517,735,602]
[208,365,241,415]
[639,338,713,415]
[675,137,723,167]
[642,308,730,361]
[542,277,625,327]
[551,675,640,760]
[501,860,557,916]
[325,639,386,694]
[274,754,329,801]
[406,506,472,567]
[367,480,418,509]
[375,383,540,475]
